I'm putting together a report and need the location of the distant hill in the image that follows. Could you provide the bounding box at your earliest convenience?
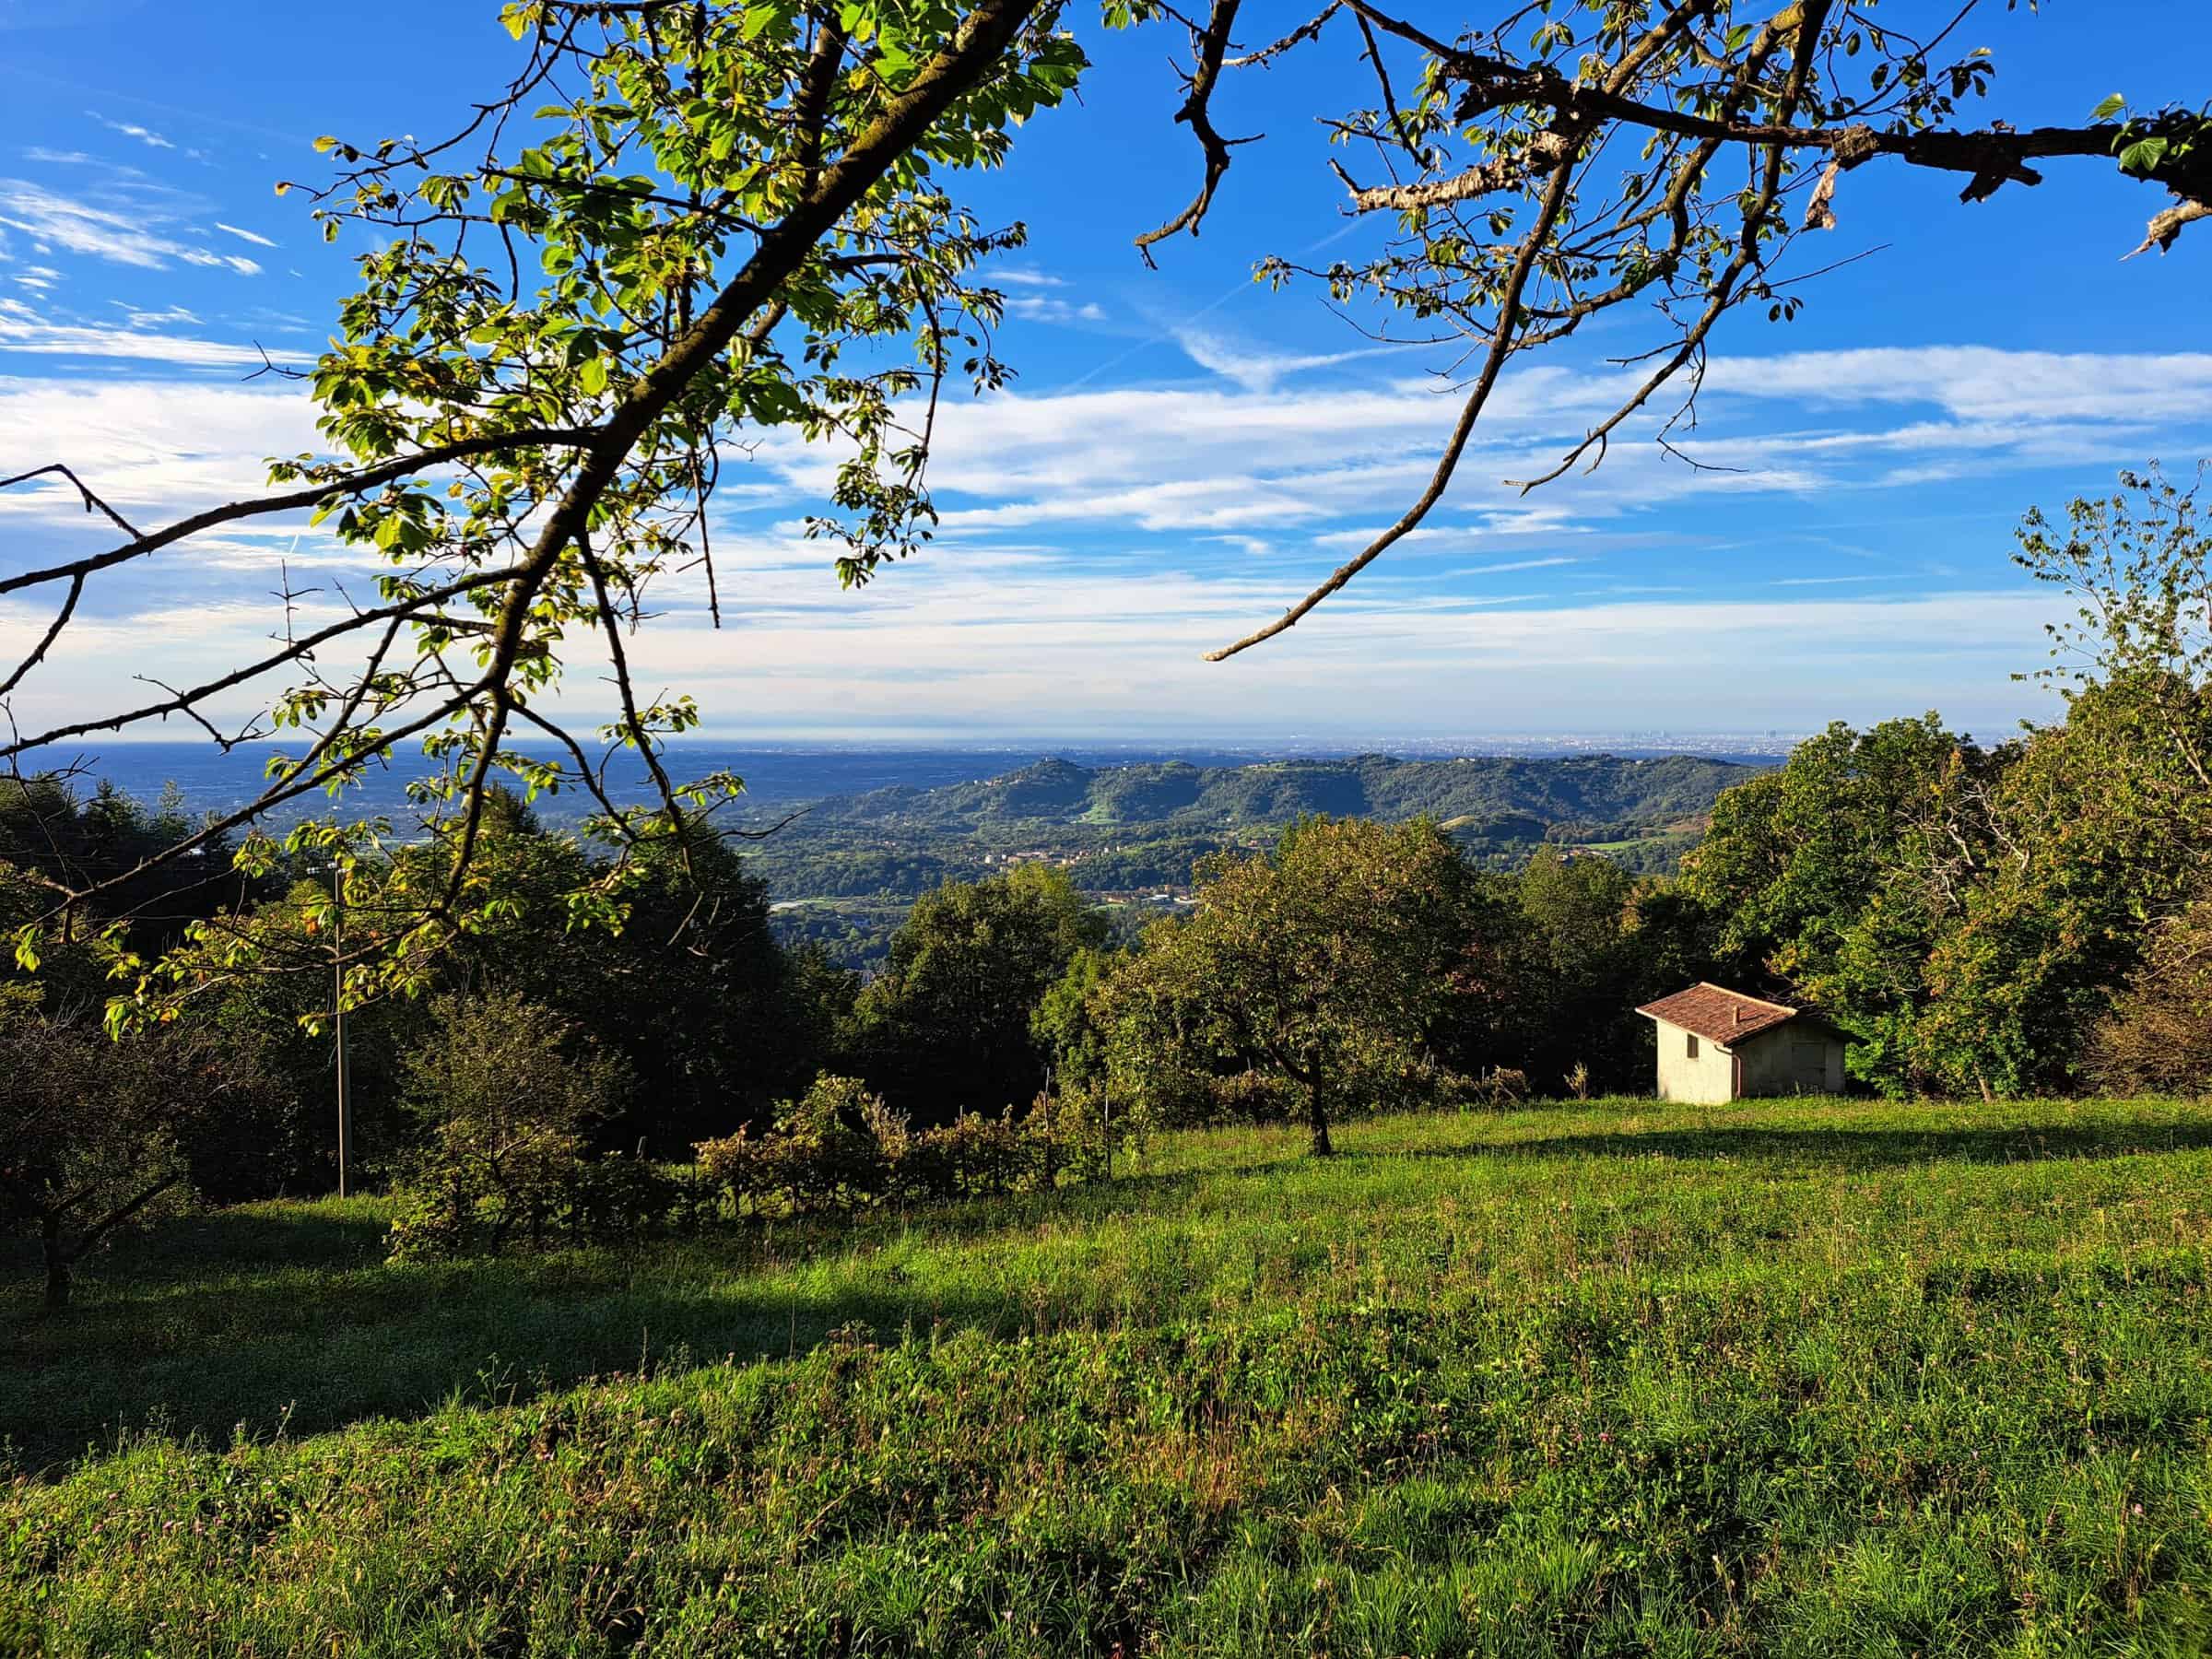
[742,751,1767,969]
[788,752,1755,838]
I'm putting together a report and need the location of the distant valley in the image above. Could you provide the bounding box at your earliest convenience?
[743,751,1762,967]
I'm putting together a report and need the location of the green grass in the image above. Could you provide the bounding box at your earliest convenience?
[8,1096,2212,1655]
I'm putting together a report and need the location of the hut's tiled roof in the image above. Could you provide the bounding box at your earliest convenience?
[1634,982,1804,1045]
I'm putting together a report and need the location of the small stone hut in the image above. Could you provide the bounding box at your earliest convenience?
[1634,982,1845,1104]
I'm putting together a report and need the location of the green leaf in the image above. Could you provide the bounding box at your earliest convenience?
[2090,92,2126,122]
[2119,136,2170,174]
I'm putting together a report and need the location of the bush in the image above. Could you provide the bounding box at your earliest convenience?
[1021,1084,1123,1185]
[385,992,633,1259]
[696,1073,1113,1219]
[896,1111,1030,1202]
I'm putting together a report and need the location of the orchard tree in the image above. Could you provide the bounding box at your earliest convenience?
[388,991,632,1255]
[1104,817,1471,1156]
[1,1,2202,1008]
[0,1020,289,1311]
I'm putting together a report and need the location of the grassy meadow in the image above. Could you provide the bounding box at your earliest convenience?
[7,1095,2212,1655]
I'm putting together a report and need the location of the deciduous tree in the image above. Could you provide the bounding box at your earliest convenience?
[0,1020,288,1311]
[848,863,1106,1122]
[1101,817,1471,1156]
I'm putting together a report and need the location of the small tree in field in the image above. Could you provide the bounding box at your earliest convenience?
[1103,818,1471,1157]
[0,1019,286,1311]
[387,992,631,1257]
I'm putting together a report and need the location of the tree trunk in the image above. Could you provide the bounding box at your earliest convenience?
[1307,1088,1335,1159]
[41,1217,72,1312]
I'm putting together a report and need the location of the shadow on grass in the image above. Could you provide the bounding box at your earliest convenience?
[18,1112,2205,1474]
[1,1265,1171,1477]
[1400,1118,2212,1170]
[1,1170,1255,1476]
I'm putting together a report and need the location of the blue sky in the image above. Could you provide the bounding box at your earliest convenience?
[0,0,2208,747]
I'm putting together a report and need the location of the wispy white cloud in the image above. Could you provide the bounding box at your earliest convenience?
[744,342,2212,550]
[88,112,173,150]
[1171,324,1413,394]
[3,341,2204,740]
[1703,346,2212,426]
[0,178,259,274]
[0,300,308,368]
[1205,534,1274,557]
[214,221,278,249]
[1450,557,1584,577]
[110,302,199,326]
[21,147,97,166]
[1006,294,1107,326]
[0,376,315,527]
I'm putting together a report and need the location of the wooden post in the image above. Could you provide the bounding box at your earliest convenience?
[334,864,350,1200]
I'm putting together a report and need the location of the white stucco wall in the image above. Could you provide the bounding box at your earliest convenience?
[1651,1018,1739,1104]
[1651,1019,1847,1101]
[1736,1026,1846,1096]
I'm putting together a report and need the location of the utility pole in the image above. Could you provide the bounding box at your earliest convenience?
[334,863,350,1200]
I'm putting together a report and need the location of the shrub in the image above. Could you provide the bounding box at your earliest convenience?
[696,1074,1115,1219]
[1021,1084,1121,1185]
[697,1075,897,1216]
[568,1153,695,1244]
[385,992,632,1258]
[896,1111,1031,1202]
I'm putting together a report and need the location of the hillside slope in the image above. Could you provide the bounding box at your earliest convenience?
[749,755,1756,965]
[8,1097,2212,1656]
[794,751,1753,835]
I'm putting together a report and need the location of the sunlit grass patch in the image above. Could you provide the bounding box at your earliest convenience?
[8,1096,2212,1654]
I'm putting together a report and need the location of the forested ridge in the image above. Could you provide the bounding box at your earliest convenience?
[747,750,1748,964]
[781,751,1749,834]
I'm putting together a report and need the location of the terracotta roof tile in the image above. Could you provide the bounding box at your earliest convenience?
[1635,982,1803,1046]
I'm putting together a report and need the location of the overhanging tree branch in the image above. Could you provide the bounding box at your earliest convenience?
[1130,0,2206,657]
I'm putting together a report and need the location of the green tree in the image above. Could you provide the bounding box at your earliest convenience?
[0,1021,288,1311]
[1031,943,1119,1090]
[1686,716,1978,986]
[1102,817,1471,1157]
[1513,849,1643,1089]
[388,992,632,1256]
[848,864,1106,1124]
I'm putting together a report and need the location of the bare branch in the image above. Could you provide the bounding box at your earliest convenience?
[1205,156,1579,662]
[1134,0,1252,265]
